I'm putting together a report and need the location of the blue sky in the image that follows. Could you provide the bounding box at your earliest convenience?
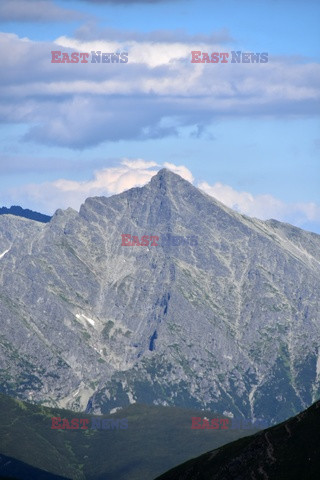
[0,0,319,233]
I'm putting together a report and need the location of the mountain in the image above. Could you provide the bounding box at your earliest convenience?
[155,398,320,480]
[0,168,320,423]
[0,393,261,480]
[0,454,69,480]
[0,206,51,223]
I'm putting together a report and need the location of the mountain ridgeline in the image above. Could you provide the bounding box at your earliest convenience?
[155,398,320,480]
[0,205,51,223]
[0,169,320,424]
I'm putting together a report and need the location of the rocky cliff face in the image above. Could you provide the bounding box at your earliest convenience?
[1,169,319,423]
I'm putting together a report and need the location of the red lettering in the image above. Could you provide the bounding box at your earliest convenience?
[202,418,210,429]
[70,418,79,429]
[61,52,71,63]
[79,419,90,429]
[150,236,159,246]
[51,51,61,63]
[71,52,79,63]
[210,53,219,63]
[210,418,220,429]
[140,235,150,246]
[79,53,89,63]
[220,418,229,429]
[220,53,229,63]
[132,236,141,246]
[201,53,211,63]
[191,51,202,63]
[51,417,62,429]
[61,418,71,429]
[121,234,132,246]
[191,417,202,429]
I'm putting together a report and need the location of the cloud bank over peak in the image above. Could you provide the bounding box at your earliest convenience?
[199,181,320,228]
[3,160,319,233]
[5,160,193,214]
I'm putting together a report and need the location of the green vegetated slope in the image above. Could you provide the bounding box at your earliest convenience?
[155,398,320,480]
[0,393,260,480]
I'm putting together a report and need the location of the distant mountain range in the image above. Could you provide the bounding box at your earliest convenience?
[156,397,320,480]
[0,169,320,425]
[0,205,51,223]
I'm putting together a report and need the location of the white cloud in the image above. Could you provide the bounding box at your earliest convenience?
[121,159,158,169]
[7,159,195,214]
[55,35,198,69]
[0,31,319,148]
[162,162,194,183]
[53,158,159,198]
[198,181,320,226]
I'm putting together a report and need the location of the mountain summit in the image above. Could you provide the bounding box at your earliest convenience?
[0,169,320,422]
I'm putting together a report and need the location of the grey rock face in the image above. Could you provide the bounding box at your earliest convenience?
[0,169,320,423]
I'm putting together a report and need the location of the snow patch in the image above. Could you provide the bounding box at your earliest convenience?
[127,391,136,404]
[0,249,9,259]
[110,407,122,414]
[316,352,320,378]
[223,410,234,418]
[76,313,95,326]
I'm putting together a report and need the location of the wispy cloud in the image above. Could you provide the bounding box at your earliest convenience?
[0,31,319,148]
[74,23,234,44]
[0,0,83,22]
[198,181,320,227]
[67,0,181,4]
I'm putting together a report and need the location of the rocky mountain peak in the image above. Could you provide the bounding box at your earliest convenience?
[0,170,320,423]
